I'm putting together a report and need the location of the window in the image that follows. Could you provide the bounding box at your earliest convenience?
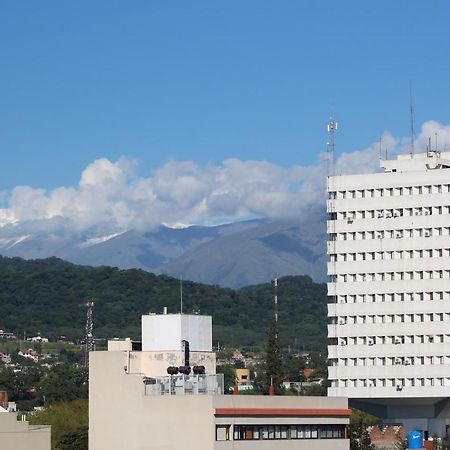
[216,425,230,441]
[233,425,346,440]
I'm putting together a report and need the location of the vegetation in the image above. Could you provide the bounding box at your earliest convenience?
[29,399,88,450]
[0,256,328,350]
[349,409,380,450]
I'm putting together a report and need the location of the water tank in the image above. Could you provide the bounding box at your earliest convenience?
[408,430,423,449]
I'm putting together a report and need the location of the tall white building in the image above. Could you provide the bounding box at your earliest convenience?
[327,151,450,437]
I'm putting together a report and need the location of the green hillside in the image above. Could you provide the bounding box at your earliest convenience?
[0,256,328,350]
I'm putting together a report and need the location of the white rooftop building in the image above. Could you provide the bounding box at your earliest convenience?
[327,150,450,437]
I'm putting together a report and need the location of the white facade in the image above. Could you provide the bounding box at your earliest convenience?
[327,151,450,435]
[142,313,212,352]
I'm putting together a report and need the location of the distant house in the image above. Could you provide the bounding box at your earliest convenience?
[27,335,49,343]
[0,330,16,340]
[0,353,11,364]
[18,349,39,363]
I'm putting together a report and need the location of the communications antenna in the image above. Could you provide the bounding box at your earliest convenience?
[327,117,338,177]
[409,84,415,158]
[84,301,95,367]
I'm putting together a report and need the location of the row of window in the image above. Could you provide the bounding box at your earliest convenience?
[329,184,450,200]
[331,334,450,347]
[227,425,346,441]
[331,377,450,389]
[331,313,450,325]
[332,355,450,367]
[331,270,450,283]
[331,248,450,262]
[332,206,450,221]
[332,291,450,304]
[330,227,450,242]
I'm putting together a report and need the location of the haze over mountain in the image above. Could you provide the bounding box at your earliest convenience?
[0,214,326,288]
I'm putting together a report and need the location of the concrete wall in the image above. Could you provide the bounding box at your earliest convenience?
[0,413,50,450]
[142,314,212,352]
[127,350,216,377]
[90,351,214,450]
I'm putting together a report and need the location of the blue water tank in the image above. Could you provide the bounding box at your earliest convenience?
[408,430,423,448]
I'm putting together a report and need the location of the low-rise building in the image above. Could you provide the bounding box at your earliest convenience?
[90,312,350,449]
[0,393,50,450]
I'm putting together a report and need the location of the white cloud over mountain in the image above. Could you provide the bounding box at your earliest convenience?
[0,120,448,234]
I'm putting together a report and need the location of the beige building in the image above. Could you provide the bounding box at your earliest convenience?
[0,408,50,450]
[90,313,350,450]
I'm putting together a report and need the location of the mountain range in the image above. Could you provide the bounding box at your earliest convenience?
[0,214,326,288]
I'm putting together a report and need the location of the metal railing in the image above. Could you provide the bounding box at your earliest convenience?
[144,373,224,396]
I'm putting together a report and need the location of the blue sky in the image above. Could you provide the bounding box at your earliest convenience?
[1,1,450,192]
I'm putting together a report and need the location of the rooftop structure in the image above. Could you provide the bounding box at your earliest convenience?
[327,150,450,437]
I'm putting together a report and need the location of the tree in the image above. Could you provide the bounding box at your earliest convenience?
[58,426,88,450]
[349,409,379,450]
[38,367,88,404]
[216,364,236,393]
[265,317,283,391]
[29,399,88,450]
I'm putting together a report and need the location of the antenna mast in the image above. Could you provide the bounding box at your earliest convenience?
[409,85,415,158]
[327,117,338,177]
[274,277,278,324]
[84,301,95,367]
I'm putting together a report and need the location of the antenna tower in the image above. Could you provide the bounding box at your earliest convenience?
[327,117,338,177]
[274,278,278,324]
[84,301,95,367]
[409,85,415,158]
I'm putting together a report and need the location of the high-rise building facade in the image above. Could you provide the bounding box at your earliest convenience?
[327,151,450,436]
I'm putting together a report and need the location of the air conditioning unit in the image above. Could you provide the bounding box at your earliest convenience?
[386,213,392,218]
[340,342,346,346]
[394,358,402,365]
[339,319,346,325]
[378,213,384,218]
[394,339,401,345]
[396,232,402,238]
[396,385,403,391]
[425,231,431,237]
[404,360,411,366]
[368,339,375,346]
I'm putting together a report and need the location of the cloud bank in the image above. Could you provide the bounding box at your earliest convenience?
[1,120,449,235]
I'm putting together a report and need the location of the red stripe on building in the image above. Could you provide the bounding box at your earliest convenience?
[214,408,352,417]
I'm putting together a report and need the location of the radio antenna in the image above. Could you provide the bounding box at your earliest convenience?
[327,117,338,176]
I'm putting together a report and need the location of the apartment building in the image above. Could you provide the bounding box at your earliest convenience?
[90,312,350,449]
[327,151,450,437]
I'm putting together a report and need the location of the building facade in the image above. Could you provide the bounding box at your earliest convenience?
[327,151,450,436]
[91,312,350,449]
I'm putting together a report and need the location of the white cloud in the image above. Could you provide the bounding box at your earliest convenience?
[0,120,449,234]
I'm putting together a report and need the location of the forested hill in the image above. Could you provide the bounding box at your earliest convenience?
[0,256,328,350]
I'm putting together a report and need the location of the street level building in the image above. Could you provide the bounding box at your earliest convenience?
[327,151,450,437]
[90,312,350,449]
